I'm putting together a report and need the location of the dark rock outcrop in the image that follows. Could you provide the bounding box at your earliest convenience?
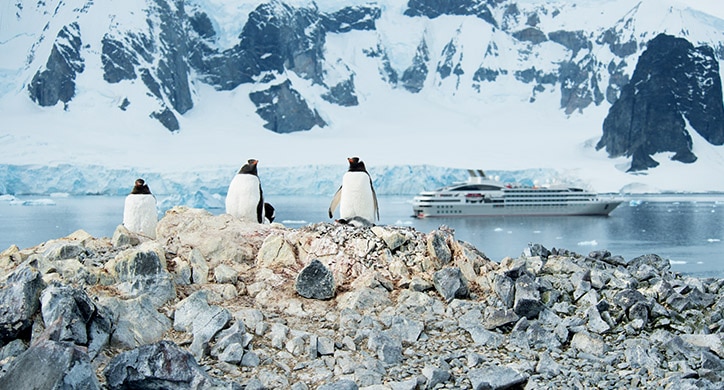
[249,80,326,133]
[0,340,100,389]
[28,23,84,107]
[597,34,724,171]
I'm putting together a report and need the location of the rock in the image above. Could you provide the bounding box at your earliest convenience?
[0,340,100,389]
[295,259,335,300]
[468,366,527,390]
[214,263,239,284]
[103,340,239,389]
[40,284,95,345]
[189,248,209,284]
[97,295,171,349]
[513,274,543,319]
[318,379,358,390]
[433,267,469,302]
[0,264,44,342]
[371,226,407,251]
[492,274,515,308]
[426,229,452,265]
[571,331,608,356]
[174,290,232,360]
[258,234,297,269]
[422,365,451,388]
[679,334,724,358]
[107,249,175,307]
[367,331,403,364]
[111,224,140,247]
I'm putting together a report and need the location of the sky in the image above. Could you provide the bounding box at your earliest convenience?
[685,0,724,19]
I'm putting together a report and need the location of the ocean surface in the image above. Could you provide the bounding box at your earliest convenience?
[1,194,722,278]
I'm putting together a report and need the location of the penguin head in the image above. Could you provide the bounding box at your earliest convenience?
[131,178,152,194]
[239,159,259,175]
[347,157,367,172]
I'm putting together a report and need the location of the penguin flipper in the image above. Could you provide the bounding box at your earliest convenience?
[370,178,380,221]
[256,185,264,223]
[329,186,342,218]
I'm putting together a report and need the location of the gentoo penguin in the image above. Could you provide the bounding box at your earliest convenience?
[122,178,158,239]
[328,157,379,226]
[226,159,271,223]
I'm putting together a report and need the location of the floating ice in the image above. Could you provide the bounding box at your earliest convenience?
[10,198,56,206]
[0,194,17,202]
[577,240,598,246]
[707,238,721,242]
[50,192,70,198]
[628,200,643,207]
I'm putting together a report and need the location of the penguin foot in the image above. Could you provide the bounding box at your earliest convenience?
[336,216,374,227]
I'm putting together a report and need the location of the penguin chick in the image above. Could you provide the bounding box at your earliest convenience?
[123,178,157,238]
[328,157,379,225]
[226,159,265,223]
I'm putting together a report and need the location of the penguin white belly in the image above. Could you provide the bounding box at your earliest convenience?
[339,172,375,222]
[123,194,158,238]
[225,174,262,222]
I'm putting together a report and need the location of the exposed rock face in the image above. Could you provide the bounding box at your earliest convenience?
[28,22,84,108]
[597,33,724,171]
[249,80,327,133]
[0,207,723,389]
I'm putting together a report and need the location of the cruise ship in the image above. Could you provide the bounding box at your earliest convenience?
[412,170,622,218]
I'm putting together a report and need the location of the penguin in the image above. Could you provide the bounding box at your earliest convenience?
[328,157,379,226]
[225,159,268,223]
[122,178,158,239]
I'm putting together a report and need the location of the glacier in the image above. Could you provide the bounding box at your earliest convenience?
[0,164,580,212]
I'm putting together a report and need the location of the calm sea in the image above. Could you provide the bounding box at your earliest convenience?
[1,194,722,278]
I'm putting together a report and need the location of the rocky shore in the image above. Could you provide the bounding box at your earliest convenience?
[0,206,722,389]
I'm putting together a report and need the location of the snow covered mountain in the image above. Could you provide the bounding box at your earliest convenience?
[2,0,724,195]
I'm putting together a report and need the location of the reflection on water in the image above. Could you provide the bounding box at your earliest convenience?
[1,194,722,277]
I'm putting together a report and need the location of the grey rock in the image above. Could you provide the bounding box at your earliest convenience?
[97,295,171,349]
[318,379,358,390]
[0,340,99,390]
[389,315,424,343]
[0,265,44,342]
[468,366,528,390]
[103,340,238,389]
[317,335,335,355]
[426,230,452,264]
[536,352,561,376]
[483,307,519,330]
[40,284,96,345]
[111,224,140,247]
[459,310,504,347]
[571,331,608,356]
[189,248,209,285]
[433,267,469,302]
[422,365,451,389]
[513,274,543,319]
[174,290,232,360]
[214,264,238,284]
[624,339,662,369]
[112,250,176,307]
[296,259,335,300]
[0,339,26,361]
[493,274,515,308]
[367,331,403,364]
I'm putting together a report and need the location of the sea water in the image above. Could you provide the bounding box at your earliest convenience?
[1,194,722,278]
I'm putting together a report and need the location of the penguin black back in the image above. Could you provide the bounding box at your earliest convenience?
[239,159,259,175]
[131,179,152,195]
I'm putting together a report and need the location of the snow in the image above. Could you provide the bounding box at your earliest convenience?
[1,0,724,205]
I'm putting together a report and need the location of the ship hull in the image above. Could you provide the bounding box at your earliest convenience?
[412,199,622,218]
